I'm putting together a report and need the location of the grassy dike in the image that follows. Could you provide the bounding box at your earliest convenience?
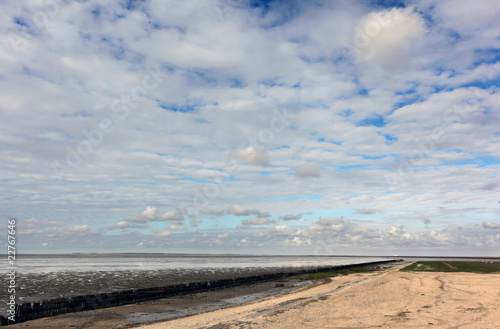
[401,261,500,273]
[287,264,384,280]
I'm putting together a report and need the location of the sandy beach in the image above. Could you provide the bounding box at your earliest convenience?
[8,263,500,328]
[140,263,500,329]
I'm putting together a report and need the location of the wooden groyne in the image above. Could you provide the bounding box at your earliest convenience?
[0,260,397,326]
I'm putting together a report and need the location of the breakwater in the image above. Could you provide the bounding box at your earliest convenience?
[0,260,397,326]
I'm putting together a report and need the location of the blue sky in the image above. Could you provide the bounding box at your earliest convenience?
[1,0,500,256]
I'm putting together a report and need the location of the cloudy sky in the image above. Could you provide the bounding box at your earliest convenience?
[1,0,500,256]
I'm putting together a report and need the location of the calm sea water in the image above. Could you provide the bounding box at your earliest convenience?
[8,253,395,273]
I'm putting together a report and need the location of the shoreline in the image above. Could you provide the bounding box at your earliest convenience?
[2,260,396,326]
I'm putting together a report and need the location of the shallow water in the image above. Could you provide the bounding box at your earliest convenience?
[5,254,393,273]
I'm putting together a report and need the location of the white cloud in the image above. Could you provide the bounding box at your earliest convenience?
[230,146,269,166]
[351,6,426,70]
[295,165,319,178]
[108,221,130,230]
[167,225,187,230]
[152,229,172,237]
[19,217,62,234]
[310,217,353,233]
[240,217,274,226]
[356,207,382,215]
[125,207,158,223]
[228,205,271,217]
[284,237,311,247]
[269,225,290,236]
[482,221,499,229]
[427,0,500,35]
[217,232,229,239]
[190,217,203,227]
[67,225,91,233]
[228,205,249,216]
[159,211,184,223]
[281,213,302,221]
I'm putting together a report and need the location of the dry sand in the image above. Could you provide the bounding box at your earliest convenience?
[139,264,500,329]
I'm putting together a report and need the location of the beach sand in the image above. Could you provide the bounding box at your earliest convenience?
[139,263,500,329]
[8,264,500,328]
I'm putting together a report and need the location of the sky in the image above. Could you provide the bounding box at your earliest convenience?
[1,0,500,256]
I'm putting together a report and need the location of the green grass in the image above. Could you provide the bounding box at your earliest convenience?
[289,265,381,280]
[276,298,307,307]
[296,299,319,308]
[264,297,329,317]
[264,309,286,317]
[401,261,500,273]
[276,278,289,282]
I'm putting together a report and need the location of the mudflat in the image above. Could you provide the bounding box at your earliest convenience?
[139,263,500,329]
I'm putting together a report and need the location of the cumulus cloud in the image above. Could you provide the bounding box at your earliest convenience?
[230,146,269,166]
[482,221,499,229]
[25,217,38,225]
[106,220,149,231]
[67,225,91,233]
[241,217,274,225]
[428,0,500,35]
[37,224,98,241]
[228,205,271,218]
[202,209,227,217]
[152,229,172,237]
[228,205,249,216]
[125,207,158,223]
[310,217,353,233]
[281,213,303,221]
[167,225,187,230]
[351,6,426,69]
[356,207,383,215]
[295,165,319,178]
[20,217,63,234]
[217,233,229,239]
[283,237,311,247]
[238,217,278,228]
[159,211,184,224]
[269,225,291,236]
[190,217,203,227]
[107,221,130,230]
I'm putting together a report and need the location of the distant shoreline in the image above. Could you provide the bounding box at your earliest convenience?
[11,253,500,259]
